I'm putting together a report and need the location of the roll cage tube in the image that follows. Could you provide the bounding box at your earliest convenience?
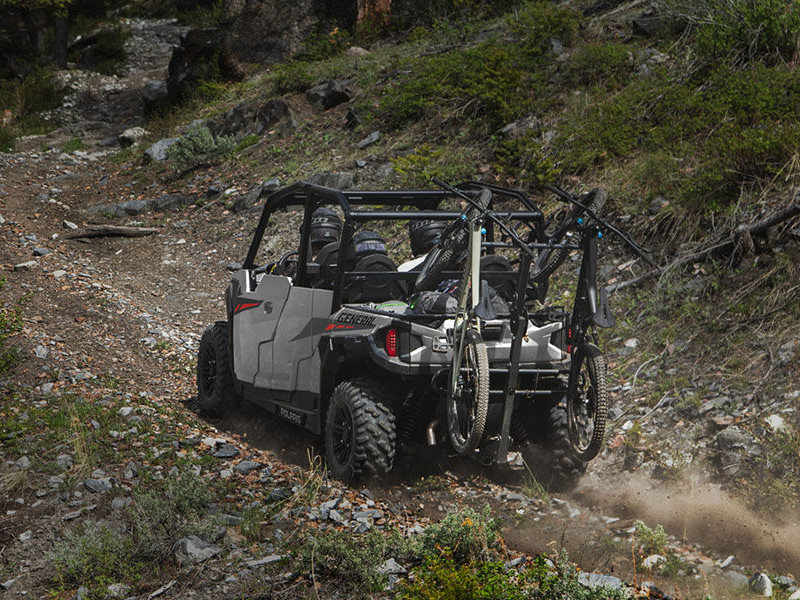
[242,181,542,311]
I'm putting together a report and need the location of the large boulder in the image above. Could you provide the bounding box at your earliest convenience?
[166,28,243,102]
[223,0,323,63]
[209,99,293,139]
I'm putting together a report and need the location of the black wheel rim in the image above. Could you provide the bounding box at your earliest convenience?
[199,346,217,396]
[569,356,596,452]
[330,403,355,467]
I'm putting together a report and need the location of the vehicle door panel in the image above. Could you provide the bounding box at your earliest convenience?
[231,272,291,385]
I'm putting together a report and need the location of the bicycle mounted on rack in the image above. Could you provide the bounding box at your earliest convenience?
[195,179,653,483]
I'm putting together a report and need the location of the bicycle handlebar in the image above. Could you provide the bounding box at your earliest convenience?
[543,184,656,267]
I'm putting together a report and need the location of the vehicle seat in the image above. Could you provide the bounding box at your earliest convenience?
[315,242,340,289]
[344,254,407,303]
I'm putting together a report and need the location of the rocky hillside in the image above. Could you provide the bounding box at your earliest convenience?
[1,1,800,599]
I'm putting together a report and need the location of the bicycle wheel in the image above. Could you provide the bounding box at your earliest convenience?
[447,328,489,455]
[566,343,608,461]
[532,188,607,282]
[414,188,491,292]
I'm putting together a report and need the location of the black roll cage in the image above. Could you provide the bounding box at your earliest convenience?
[243,180,546,311]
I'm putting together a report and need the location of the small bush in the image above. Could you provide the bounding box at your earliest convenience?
[495,130,561,188]
[634,520,668,555]
[562,42,633,89]
[399,553,526,600]
[165,125,235,171]
[49,522,140,591]
[299,26,353,61]
[530,551,632,599]
[415,506,500,564]
[0,68,64,147]
[297,528,412,597]
[669,0,800,65]
[126,471,214,559]
[508,1,583,53]
[379,42,531,130]
[269,62,317,94]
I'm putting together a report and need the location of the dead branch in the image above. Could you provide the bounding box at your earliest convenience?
[66,225,159,239]
[607,200,800,292]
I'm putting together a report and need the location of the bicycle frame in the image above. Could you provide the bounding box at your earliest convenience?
[450,213,484,397]
[567,225,615,351]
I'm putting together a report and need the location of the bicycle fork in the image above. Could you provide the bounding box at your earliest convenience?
[450,217,484,395]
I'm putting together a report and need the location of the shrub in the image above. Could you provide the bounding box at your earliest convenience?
[298,26,353,61]
[562,42,633,89]
[379,41,530,130]
[530,552,632,599]
[49,522,140,591]
[0,68,64,148]
[269,61,317,94]
[669,0,800,65]
[84,26,132,75]
[165,125,235,171]
[508,1,583,53]
[495,129,561,188]
[296,528,412,597]
[126,471,214,559]
[556,61,800,210]
[415,506,500,564]
[634,520,668,555]
[399,553,526,600]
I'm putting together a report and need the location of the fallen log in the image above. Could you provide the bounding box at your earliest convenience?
[607,200,800,293]
[66,225,159,239]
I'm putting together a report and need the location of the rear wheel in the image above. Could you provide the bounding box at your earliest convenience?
[447,329,489,455]
[566,343,608,461]
[196,321,241,417]
[325,378,396,482]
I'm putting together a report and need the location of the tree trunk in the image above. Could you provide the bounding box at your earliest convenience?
[54,14,69,68]
[357,0,391,26]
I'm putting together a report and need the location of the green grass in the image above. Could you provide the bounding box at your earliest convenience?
[62,137,89,153]
[0,68,64,151]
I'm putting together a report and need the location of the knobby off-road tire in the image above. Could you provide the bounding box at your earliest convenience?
[533,188,608,282]
[447,329,489,456]
[566,343,608,461]
[325,378,397,482]
[544,402,588,488]
[196,321,242,417]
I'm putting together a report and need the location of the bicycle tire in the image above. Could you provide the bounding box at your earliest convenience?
[532,188,607,282]
[447,328,489,455]
[566,343,608,461]
[414,188,491,292]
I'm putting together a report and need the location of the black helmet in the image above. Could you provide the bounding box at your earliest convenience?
[409,220,445,256]
[352,230,387,259]
[310,207,341,247]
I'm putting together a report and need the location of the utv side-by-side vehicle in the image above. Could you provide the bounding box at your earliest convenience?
[196,179,651,483]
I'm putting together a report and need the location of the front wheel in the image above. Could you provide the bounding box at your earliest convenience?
[196,321,242,417]
[447,328,489,455]
[566,343,608,461]
[325,378,396,482]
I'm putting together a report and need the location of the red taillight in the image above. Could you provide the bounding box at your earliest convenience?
[385,329,398,357]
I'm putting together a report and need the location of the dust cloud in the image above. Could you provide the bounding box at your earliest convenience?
[573,469,800,573]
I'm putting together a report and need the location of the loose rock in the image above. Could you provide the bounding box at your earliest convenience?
[174,535,221,566]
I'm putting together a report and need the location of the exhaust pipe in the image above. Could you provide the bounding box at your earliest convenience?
[426,419,439,446]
